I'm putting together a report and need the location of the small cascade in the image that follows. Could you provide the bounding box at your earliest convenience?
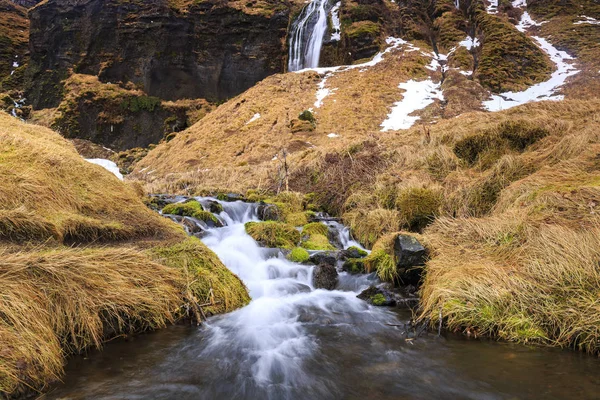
[288,0,331,71]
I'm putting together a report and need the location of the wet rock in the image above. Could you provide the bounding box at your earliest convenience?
[181,217,208,236]
[327,226,344,249]
[204,200,224,214]
[309,251,338,267]
[312,264,338,290]
[340,247,368,260]
[357,286,396,307]
[341,258,365,275]
[257,203,282,221]
[219,193,244,202]
[394,234,428,285]
[357,284,419,308]
[149,194,187,211]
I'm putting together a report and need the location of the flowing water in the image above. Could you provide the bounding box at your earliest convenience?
[288,0,331,71]
[45,199,600,399]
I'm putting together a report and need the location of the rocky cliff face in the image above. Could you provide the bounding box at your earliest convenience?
[10,0,41,8]
[0,0,28,93]
[26,0,290,109]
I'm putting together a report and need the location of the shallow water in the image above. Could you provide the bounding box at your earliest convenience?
[45,199,600,400]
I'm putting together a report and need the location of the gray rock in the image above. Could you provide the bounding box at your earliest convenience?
[204,200,223,214]
[309,251,338,267]
[257,203,282,221]
[394,234,428,285]
[312,264,338,290]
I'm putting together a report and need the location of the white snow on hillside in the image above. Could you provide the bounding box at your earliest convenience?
[86,159,124,180]
[487,0,498,14]
[380,80,444,131]
[246,113,261,124]
[483,0,579,111]
[575,16,600,25]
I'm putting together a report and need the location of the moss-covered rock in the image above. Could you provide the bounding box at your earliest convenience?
[245,221,301,249]
[301,233,336,251]
[161,201,222,227]
[342,258,366,274]
[287,247,310,263]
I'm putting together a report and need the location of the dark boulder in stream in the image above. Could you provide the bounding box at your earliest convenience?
[309,251,338,267]
[257,203,282,221]
[394,234,428,285]
[312,264,338,290]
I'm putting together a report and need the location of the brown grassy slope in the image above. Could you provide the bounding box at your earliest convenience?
[134,38,485,189]
[0,113,250,397]
[0,110,182,243]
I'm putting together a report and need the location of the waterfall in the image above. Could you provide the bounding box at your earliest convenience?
[288,0,331,71]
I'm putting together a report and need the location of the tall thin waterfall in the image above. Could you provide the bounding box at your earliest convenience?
[288,0,330,71]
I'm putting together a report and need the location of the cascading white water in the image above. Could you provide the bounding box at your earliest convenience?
[288,0,331,71]
[194,199,390,395]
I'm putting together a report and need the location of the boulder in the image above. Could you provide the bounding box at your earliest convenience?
[312,264,338,290]
[393,234,428,285]
[309,251,338,267]
[357,286,396,307]
[341,258,365,274]
[181,217,207,236]
[257,203,282,221]
[204,200,223,214]
[340,246,368,260]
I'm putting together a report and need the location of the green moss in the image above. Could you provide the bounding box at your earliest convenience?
[475,11,553,93]
[364,249,397,283]
[161,201,219,225]
[287,247,310,263]
[347,246,368,258]
[298,110,316,124]
[120,95,162,113]
[301,233,335,251]
[150,237,250,315]
[345,21,381,39]
[371,293,387,306]
[245,221,301,249]
[302,222,329,236]
[343,258,366,274]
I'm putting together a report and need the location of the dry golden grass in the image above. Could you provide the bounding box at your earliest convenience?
[0,111,181,244]
[0,114,250,396]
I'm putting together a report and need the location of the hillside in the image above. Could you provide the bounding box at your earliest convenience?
[0,111,249,397]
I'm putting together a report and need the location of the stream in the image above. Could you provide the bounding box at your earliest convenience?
[45,199,600,399]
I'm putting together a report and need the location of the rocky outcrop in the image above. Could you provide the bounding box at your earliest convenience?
[10,0,41,8]
[26,0,290,109]
[0,0,28,92]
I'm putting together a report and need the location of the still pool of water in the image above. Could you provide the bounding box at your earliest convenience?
[44,199,600,400]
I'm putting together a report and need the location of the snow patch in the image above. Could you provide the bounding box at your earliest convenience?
[380,80,444,131]
[327,133,339,138]
[458,36,480,50]
[483,7,579,111]
[487,0,498,14]
[85,159,124,180]
[246,113,261,124]
[330,2,341,41]
[575,16,600,25]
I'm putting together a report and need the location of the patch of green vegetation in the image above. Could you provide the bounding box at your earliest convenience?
[371,293,387,306]
[345,21,381,39]
[298,109,316,124]
[364,249,397,283]
[287,247,310,263]
[121,95,162,113]
[245,221,301,249]
[302,222,328,236]
[475,11,553,93]
[150,237,250,315]
[161,201,219,225]
[301,233,336,251]
[343,258,365,274]
[348,246,368,258]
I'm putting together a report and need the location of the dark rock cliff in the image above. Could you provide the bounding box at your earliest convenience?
[26,0,290,109]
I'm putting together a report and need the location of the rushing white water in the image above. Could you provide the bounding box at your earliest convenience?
[193,199,389,395]
[288,0,331,71]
